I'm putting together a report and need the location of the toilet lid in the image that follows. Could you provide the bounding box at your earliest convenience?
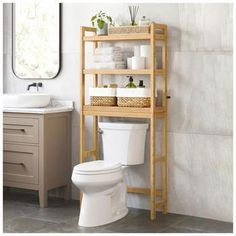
[74,160,122,175]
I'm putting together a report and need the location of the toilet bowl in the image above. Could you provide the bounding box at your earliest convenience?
[72,122,148,227]
[72,160,128,227]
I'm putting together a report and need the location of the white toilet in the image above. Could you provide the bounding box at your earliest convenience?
[71,122,148,227]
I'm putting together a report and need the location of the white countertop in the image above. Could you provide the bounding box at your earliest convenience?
[3,100,74,114]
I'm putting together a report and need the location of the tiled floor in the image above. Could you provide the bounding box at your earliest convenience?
[3,188,233,233]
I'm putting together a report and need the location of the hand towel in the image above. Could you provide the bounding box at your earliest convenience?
[94,47,122,55]
[93,61,126,69]
[93,54,123,63]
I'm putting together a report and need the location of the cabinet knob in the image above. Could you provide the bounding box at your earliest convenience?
[166,95,171,99]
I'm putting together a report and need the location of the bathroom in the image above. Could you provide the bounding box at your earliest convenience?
[1,1,234,233]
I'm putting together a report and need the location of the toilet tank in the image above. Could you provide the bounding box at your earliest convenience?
[98,122,149,165]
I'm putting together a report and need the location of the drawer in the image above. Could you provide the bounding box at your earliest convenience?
[3,144,39,185]
[3,116,39,144]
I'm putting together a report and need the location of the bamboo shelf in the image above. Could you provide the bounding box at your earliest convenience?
[83,106,166,118]
[83,33,166,42]
[83,69,165,75]
[80,22,168,220]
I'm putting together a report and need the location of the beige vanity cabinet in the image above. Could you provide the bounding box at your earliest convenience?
[3,111,72,208]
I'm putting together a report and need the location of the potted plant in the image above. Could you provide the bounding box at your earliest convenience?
[91,11,112,35]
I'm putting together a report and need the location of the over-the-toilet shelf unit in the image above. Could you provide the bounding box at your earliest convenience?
[80,22,168,220]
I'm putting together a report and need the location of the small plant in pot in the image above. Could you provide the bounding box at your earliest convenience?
[91,11,112,35]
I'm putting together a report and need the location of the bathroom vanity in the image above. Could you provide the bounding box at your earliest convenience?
[3,101,73,208]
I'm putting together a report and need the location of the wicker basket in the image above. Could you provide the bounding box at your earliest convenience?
[117,88,151,108]
[118,97,150,107]
[89,88,117,106]
[91,96,117,106]
[108,25,150,35]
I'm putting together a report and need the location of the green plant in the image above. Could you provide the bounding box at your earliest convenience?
[91,11,112,29]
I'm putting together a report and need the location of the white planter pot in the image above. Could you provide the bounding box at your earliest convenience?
[96,23,108,35]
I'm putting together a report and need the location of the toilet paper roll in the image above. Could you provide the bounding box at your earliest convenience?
[140,45,151,57]
[134,46,140,57]
[131,56,145,69]
[127,57,132,69]
[140,45,151,69]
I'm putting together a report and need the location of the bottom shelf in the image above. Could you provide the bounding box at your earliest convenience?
[83,105,166,118]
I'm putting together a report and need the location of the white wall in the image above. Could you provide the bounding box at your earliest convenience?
[3,3,233,222]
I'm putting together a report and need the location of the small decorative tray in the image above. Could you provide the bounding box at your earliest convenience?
[108,25,150,34]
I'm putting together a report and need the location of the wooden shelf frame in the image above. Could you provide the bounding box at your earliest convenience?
[80,23,168,220]
[83,69,165,75]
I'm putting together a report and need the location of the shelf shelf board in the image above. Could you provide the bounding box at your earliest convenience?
[84,33,150,42]
[83,69,165,75]
[83,33,166,42]
[83,105,166,118]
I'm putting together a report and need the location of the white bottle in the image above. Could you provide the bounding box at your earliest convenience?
[138,16,151,26]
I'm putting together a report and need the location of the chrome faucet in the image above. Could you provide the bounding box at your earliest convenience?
[27,82,43,91]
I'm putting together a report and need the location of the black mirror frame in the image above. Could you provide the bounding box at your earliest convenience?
[11,3,62,80]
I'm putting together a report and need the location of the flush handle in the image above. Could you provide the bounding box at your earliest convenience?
[97,129,103,134]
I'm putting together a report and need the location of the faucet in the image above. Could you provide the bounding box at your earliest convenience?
[27,82,43,91]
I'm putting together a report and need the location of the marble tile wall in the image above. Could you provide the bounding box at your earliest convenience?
[3,3,233,222]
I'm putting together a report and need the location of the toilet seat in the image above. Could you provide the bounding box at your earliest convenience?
[73,160,122,175]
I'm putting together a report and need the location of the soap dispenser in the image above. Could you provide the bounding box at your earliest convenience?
[125,76,137,88]
[138,80,145,88]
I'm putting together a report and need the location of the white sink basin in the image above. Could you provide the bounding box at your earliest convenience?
[3,93,51,108]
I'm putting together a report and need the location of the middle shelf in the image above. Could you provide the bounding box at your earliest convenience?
[83,105,166,118]
[83,69,165,75]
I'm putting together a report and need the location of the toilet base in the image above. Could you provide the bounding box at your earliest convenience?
[78,182,128,227]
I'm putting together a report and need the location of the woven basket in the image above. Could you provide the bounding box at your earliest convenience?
[108,25,150,35]
[91,96,117,106]
[117,97,150,108]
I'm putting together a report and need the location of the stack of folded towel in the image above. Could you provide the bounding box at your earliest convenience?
[93,47,126,69]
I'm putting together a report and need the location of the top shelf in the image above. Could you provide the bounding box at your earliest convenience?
[83,33,166,42]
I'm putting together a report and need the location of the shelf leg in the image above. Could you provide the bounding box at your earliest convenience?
[79,26,86,205]
[150,23,157,220]
[162,117,168,214]
[93,41,99,160]
[93,116,98,160]
[150,117,156,220]
[79,114,85,204]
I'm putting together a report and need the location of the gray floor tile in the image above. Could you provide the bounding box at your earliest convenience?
[3,188,233,233]
[3,217,59,233]
[161,226,205,233]
[175,216,233,233]
[103,211,187,233]
[3,200,40,224]
[62,216,114,233]
[26,201,80,223]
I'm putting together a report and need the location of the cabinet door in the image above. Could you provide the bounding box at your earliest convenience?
[3,117,39,144]
[3,144,39,185]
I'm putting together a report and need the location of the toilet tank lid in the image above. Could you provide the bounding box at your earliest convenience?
[98,122,149,130]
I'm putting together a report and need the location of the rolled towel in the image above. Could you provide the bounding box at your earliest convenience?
[93,54,123,62]
[94,47,122,55]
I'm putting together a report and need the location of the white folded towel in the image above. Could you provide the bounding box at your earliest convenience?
[93,61,126,69]
[93,54,123,62]
[94,47,122,55]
